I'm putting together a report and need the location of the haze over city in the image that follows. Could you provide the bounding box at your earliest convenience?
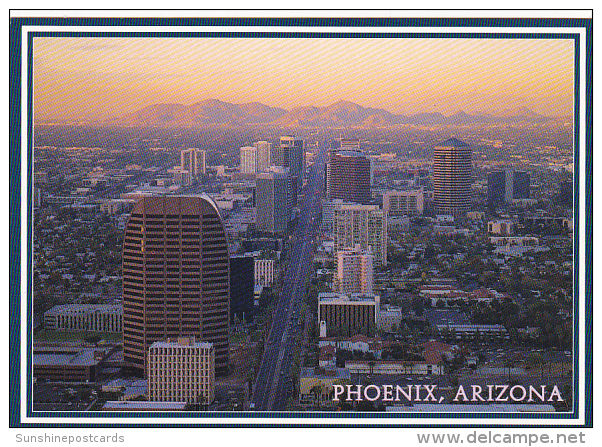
[30,33,576,415]
[33,37,574,122]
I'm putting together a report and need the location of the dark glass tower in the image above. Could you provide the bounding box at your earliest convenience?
[229,254,255,323]
[326,150,372,205]
[272,136,304,190]
[488,170,531,208]
[487,171,507,208]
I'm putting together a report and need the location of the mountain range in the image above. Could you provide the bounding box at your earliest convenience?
[107,99,555,128]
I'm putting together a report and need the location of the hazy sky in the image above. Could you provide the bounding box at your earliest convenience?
[33,36,574,121]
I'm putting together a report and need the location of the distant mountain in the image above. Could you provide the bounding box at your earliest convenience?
[112,99,287,126]
[495,107,551,123]
[110,99,553,128]
[274,100,402,126]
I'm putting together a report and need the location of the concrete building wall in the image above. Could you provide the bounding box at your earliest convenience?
[147,337,215,404]
[333,203,387,266]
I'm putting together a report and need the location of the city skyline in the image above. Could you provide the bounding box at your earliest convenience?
[33,36,574,121]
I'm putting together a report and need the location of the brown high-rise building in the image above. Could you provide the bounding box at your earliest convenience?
[327,150,371,205]
[433,138,472,217]
[122,196,230,375]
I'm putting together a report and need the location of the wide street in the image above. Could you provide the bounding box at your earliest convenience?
[251,145,328,411]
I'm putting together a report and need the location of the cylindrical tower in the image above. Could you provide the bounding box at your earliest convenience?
[433,138,472,216]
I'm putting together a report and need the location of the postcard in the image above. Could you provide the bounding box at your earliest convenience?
[8,10,593,433]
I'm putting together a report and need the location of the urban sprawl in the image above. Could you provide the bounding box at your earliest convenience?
[32,112,574,413]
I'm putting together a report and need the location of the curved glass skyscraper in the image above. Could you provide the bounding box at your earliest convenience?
[122,196,230,375]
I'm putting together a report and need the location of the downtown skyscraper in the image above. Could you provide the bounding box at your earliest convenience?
[487,170,531,208]
[433,138,472,217]
[122,196,230,376]
[256,167,296,235]
[334,244,374,295]
[254,141,272,173]
[333,203,388,267]
[272,136,304,190]
[326,149,372,205]
[180,148,206,185]
[240,146,257,174]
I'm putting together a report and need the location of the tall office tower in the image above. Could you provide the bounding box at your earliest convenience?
[487,170,531,208]
[487,171,506,209]
[382,189,424,216]
[256,167,295,234]
[560,180,573,206]
[433,138,472,217]
[273,136,305,190]
[180,148,206,185]
[229,254,255,323]
[122,196,229,376]
[321,199,354,232]
[240,146,257,174]
[326,150,372,205]
[334,245,374,295]
[147,336,215,404]
[254,141,272,173]
[333,203,388,267]
[511,171,531,201]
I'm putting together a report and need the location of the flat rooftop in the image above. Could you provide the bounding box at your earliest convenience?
[318,292,379,304]
[33,346,111,367]
[45,304,123,315]
[101,401,187,411]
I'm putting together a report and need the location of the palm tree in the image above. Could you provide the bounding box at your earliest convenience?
[368,360,376,376]
[503,357,517,383]
[310,384,324,410]
[403,360,414,375]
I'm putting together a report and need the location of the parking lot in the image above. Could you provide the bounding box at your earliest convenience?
[33,384,97,412]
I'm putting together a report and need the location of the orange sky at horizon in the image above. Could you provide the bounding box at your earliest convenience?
[33,36,575,121]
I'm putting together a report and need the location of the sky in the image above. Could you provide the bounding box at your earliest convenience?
[33,36,575,121]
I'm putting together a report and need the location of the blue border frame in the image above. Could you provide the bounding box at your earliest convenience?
[9,15,593,428]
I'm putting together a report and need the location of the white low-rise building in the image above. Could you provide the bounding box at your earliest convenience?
[419,284,469,307]
[318,334,383,359]
[436,323,508,339]
[44,304,123,332]
[345,341,451,376]
[490,236,549,257]
[147,337,214,405]
[488,220,516,235]
[254,258,275,287]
